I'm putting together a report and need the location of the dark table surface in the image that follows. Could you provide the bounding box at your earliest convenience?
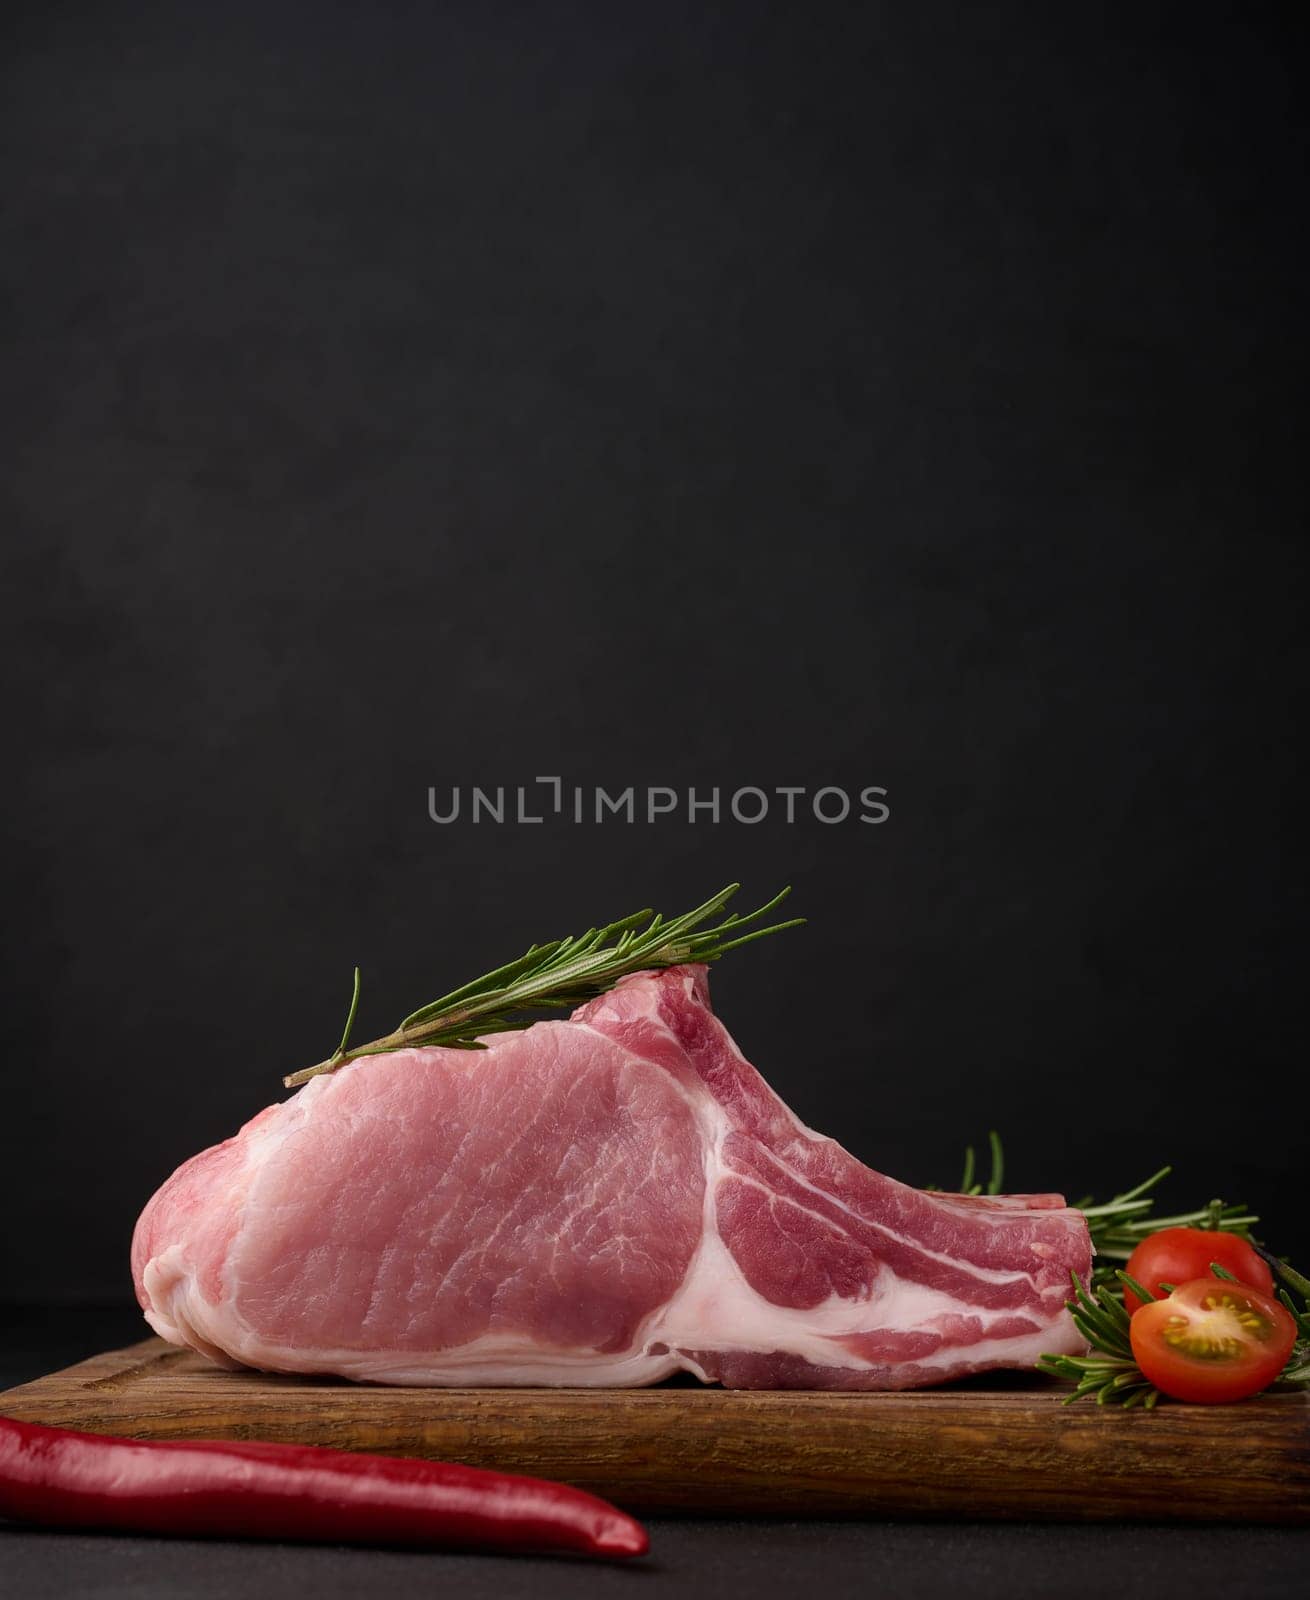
[2,1308,1307,1600]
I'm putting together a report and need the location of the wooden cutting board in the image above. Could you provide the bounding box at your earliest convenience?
[3,1338,1307,1522]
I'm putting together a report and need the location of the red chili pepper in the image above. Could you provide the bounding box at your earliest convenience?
[0,1416,647,1559]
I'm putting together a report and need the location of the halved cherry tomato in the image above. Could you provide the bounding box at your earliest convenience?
[1122,1228,1272,1314]
[1129,1277,1296,1403]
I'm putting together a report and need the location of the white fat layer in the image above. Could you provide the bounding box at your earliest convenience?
[578,1015,1046,1297]
[140,990,1086,1386]
[646,1100,1074,1372]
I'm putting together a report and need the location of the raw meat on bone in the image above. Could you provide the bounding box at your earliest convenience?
[132,966,1091,1388]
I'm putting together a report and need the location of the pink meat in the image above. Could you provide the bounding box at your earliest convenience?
[132,967,1090,1387]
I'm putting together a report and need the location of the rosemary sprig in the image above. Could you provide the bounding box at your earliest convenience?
[1266,1255,1310,1385]
[922,1130,1004,1196]
[1078,1178,1259,1288]
[1036,1271,1162,1409]
[932,1138,1258,1284]
[957,1131,1005,1196]
[284,883,802,1089]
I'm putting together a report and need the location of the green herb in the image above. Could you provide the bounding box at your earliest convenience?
[1267,1256,1310,1385]
[934,1137,1258,1286]
[283,883,802,1089]
[1077,1179,1258,1287]
[1035,1271,1162,1409]
[953,1131,1005,1196]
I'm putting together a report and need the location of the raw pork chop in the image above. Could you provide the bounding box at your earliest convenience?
[133,966,1091,1387]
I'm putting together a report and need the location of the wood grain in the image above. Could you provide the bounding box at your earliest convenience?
[3,1339,1307,1521]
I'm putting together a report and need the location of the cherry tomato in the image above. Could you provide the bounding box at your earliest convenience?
[1122,1228,1273,1314]
[1129,1277,1296,1403]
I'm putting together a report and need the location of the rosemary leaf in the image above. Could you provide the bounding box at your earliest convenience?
[285,884,802,1088]
[985,1130,1004,1196]
[1039,1273,1163,1409]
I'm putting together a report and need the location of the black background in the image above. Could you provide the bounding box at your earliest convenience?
[3,0,1306,1311]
